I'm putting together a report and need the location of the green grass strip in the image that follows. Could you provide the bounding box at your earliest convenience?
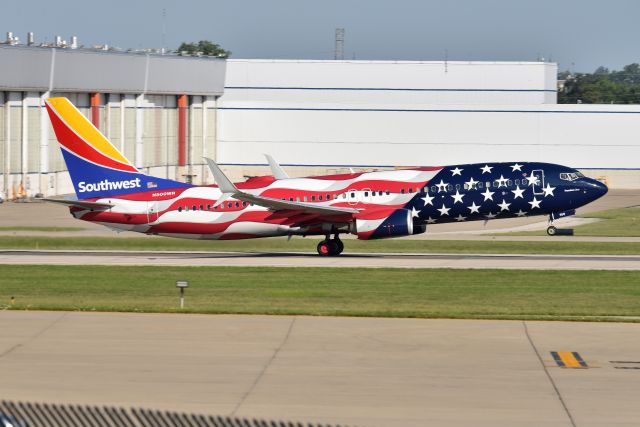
[497,207,640,237]
[1,265,639,321]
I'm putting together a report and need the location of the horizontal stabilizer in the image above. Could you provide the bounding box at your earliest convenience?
[38,198,114,210]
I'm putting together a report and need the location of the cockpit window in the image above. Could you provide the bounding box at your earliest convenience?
[560,172,582,181]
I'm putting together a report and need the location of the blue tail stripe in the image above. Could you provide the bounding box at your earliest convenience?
[62,150,191,199]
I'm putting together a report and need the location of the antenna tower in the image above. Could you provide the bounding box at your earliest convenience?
[334,28,345,60]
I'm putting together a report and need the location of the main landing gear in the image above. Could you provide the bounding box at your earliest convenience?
[317,234,344,256]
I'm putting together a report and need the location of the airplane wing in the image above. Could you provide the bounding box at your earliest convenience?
[205,158,359,216]
[264,154,289,179]
[38,198,114,210]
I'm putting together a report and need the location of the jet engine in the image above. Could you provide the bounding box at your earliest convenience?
[355,208,426,240]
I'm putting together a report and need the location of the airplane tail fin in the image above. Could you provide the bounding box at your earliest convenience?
[45,97,189,199]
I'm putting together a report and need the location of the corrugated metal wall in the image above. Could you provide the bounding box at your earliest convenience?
[0,91,217,198]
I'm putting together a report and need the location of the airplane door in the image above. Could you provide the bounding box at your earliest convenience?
[147,201,159,223]
[530,169,545,195]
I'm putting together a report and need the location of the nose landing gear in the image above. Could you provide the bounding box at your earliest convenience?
[317,234,344,256]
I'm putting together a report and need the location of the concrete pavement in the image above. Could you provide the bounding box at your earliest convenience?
[2,250,640,270]
[1,311,639,427]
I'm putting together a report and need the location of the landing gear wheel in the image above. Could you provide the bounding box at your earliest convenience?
[547,226,557,236]
[317,240,340,256]
[333,238,344,254]
[317,240,338,256]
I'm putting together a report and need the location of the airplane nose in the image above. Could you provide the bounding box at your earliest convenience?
[585,178,608,201]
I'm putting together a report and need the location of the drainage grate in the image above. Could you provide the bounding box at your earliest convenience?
[0,400,347,427]
[610,361,640,370]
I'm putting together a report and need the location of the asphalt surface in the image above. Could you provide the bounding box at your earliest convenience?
[1,311,639,427]
[2,249,639,270]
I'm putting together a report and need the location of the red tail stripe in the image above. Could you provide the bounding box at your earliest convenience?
[47,104,138,173]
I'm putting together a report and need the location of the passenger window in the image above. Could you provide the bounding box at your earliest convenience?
[327,194,332,200]
[507,180,512,186]
[447,185,453,191]
[227,202,232,208]
[178,207,182,212]
[311,196,316,201]
[319,195,323,201]
[242,202,247,207]
[296,197,300,202]
[199,204,204,210]
[455,184,460,190]
[303,196,308,202]
[351,192,355,198]
[192,205,197,211]
[207,204,211,210]
[386,190,390,195]
[289,197,294,201]
[401,189,405,194]
[431,186,436,193]
[408,188,413,194]
[364,191,369,197]
[478,182,483,188]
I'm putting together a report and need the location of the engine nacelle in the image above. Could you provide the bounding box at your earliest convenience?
[355,208,427,240]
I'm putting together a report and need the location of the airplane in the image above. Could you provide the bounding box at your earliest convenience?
[42,97,608,256]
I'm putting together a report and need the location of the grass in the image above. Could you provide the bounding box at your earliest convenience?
[1,265,639,321]
[573,207,640,236]
[1,235,640,254]
[0,226,85,232]
[496,207,640,237]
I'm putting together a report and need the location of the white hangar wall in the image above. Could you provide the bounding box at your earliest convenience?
[223,59,558,105]
[217,60,639,188]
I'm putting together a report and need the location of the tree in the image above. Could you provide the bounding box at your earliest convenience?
[177,40,230,58]
[559,63,640,104]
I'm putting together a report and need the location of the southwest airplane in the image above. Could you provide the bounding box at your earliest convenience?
[43,97,608,256]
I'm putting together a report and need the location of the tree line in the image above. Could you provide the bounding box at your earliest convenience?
[559,64,640,104]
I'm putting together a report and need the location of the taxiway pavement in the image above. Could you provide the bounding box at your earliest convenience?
[1,249,639,270]
[1,311,639,427]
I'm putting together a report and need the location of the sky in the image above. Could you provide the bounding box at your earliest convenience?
[1,0,639,72]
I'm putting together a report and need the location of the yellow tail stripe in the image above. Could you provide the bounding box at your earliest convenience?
[47,97,131,165]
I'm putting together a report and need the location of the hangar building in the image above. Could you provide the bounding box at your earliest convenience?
[1,40,638,199]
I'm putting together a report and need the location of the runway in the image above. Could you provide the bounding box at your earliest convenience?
[1,311,640,427]
[1,249,640,270]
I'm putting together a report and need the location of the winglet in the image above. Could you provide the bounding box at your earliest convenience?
[264,154,289,180]
[205,158,238,193]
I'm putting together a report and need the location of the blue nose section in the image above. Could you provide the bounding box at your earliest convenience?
[585,178,608,201]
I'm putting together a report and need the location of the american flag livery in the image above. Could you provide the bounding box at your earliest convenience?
[43,97,608,256]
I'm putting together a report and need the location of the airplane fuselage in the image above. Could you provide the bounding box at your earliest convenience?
[71,161,607,241]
